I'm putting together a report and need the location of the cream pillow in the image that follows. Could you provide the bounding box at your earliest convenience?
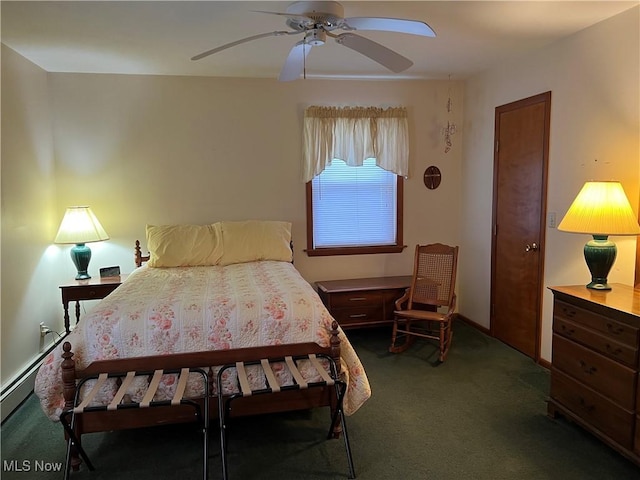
[146,223,223,267]
[219,220,292,266]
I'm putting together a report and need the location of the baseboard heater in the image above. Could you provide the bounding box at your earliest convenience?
[1,339,63,423]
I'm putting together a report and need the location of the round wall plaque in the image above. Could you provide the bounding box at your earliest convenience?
[423,166,442,190]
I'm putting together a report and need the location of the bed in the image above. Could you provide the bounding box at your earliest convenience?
[34,220,371,471]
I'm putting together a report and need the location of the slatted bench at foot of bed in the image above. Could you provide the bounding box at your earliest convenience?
[59,321,344,473]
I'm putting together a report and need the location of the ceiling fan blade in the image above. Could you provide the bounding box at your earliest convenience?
[336,33,413,73]
[343,17,436,37]
[191,30,298,61]
[279,42,313,82]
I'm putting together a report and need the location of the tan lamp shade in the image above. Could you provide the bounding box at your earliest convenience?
[54,206,110,244]
[557,181,640,236]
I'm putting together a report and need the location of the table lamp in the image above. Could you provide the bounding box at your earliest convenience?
[54,206,109,280]
[557,181,640,290]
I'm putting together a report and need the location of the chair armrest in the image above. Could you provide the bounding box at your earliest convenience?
[394,288,411,310]
[446,294,457,315]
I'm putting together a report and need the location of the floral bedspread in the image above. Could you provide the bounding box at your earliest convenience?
[35,261,371,420]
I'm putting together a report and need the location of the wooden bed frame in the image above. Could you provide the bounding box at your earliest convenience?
[61,241,343,472]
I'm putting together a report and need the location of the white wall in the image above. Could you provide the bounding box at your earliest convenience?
[1,45,62,392]
[460,6,640,361]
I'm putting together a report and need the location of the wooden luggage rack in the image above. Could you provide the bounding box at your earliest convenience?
[59,363,209,480]
[58,330,349,478]
[217,352,356,479]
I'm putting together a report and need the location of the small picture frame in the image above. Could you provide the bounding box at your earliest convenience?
[100,266,121,278]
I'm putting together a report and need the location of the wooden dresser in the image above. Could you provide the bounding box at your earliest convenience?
[316,276,412,329]
[548,284,640,466]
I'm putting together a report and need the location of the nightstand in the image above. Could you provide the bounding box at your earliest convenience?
[59,275,127,333]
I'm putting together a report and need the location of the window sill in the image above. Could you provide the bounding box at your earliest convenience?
[306,245,406,257]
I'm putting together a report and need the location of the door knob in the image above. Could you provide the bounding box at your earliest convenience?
[525,243,539,252]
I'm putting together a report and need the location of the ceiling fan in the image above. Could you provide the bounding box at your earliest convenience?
[191,1,436,81]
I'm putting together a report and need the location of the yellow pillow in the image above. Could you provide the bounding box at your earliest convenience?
[146,223,223,267]
[218,220,292,266]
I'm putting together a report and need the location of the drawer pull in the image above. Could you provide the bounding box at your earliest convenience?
[348,297,367,302]
[349,314,368,318]
[562,307,576,318]
[578,396,595,413]
[605,344,622,357]
[606,323,624,335]
[559,324,575,336]
[579,360,597,375]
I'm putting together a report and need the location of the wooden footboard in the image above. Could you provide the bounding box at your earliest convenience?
[61,321,342,472]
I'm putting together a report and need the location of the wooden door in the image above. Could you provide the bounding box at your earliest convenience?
[491,92,551,360]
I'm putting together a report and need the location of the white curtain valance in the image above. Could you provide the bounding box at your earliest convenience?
[302,106,409,182]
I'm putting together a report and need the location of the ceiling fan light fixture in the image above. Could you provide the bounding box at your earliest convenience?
[305,29,327,46]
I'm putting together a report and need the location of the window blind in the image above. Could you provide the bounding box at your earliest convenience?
[312,159,397,248]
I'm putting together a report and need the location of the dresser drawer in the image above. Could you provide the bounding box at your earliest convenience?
[554,316,638,368]
[316,276,412,330]
[554,299,638,347]
[637,379,640,454]
[635,414,640,456]
[328,290,384,308]
[61,283,120,301]
[331,305,383,326]
[552,334,636,409]
[551,368,634,449]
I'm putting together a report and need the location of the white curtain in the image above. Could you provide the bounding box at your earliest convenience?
[302,106,409,182]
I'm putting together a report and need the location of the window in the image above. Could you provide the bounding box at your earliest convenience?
[302,106,408,256]
[306,159,404,256]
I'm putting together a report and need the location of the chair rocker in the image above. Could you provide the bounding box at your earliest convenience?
[389,243,459,362]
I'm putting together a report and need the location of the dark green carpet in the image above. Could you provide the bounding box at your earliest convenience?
[2,322,639,479]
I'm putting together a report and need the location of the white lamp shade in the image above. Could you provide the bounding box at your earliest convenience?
[54,206,110,244]
[557,181,640,236]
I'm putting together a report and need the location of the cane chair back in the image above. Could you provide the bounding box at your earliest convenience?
[389,243,459,362]
[408,244,458,310]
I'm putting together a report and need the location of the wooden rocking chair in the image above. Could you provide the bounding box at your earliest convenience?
[389,243,459,362]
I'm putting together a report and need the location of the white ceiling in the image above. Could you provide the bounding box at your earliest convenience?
[2,1,638,81]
